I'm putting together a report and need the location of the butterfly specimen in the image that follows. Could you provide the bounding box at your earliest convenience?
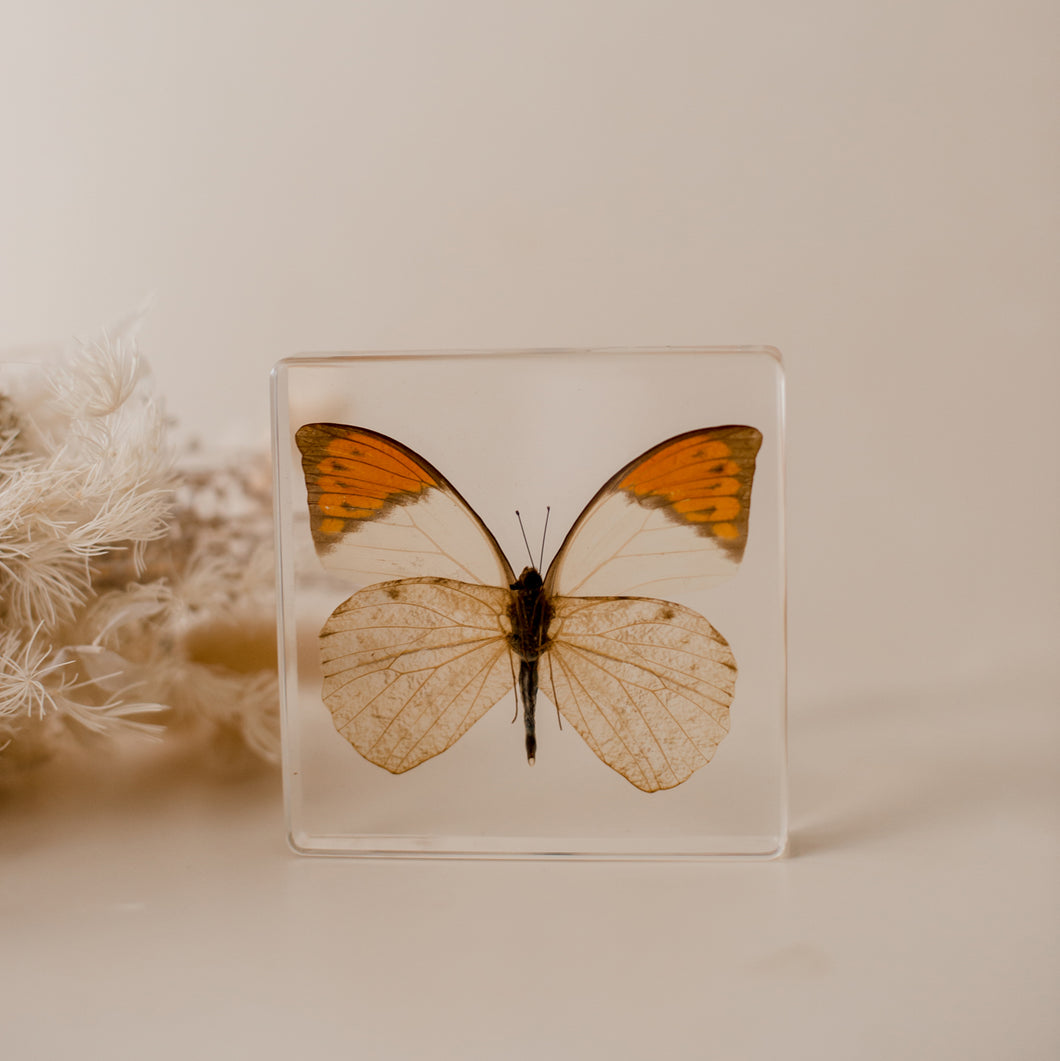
[296,423,762,792]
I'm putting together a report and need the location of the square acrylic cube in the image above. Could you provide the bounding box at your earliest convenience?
[272,348,786,858]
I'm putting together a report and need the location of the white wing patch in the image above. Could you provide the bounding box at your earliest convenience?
[320,578,515,773]
[545,595,736,792]
[319,489,512,587]
[549,492,741,597]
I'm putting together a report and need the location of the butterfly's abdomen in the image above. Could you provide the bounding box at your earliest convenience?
[507,567,553,765]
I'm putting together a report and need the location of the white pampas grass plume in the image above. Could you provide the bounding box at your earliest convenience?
[0,625,70,722]
[1,318,278,774]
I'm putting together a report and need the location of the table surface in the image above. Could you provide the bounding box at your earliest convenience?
[5,667,1056,1061]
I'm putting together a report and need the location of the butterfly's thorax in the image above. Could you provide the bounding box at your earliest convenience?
[506,566,552,663]
[507,566,552,765]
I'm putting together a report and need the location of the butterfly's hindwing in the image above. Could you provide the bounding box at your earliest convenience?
[320,578,515,773]
[544,595,735,792]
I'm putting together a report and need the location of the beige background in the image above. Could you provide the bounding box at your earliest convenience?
[3,2,1057,1058]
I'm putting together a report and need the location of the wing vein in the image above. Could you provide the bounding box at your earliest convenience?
[394,644,511,771]
[548,646,664,790]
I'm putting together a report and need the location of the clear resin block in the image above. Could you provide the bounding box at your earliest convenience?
[272,348,786,858]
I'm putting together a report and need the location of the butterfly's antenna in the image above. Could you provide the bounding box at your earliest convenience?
[538,506,551,570]
[515,510,535,568]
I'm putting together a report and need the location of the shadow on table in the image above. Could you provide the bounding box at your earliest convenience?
[786,667,1057,857]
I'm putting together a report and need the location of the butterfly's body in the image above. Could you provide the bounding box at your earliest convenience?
[297,422,762,792]
[506,565,554,765]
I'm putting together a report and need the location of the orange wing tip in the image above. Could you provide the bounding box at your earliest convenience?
[319,459,431,494]
[317,484,391,508]
[318,517,346,535]
[324,435,437,487]
[299,426,449,536]
[677,496,742,522]
[713,521,740,540]
[670,480,741,506]
[706,439,735,454]
[623,471,741,498]
[319,496,386,519]
[620,438,735,486]
[617,438,747,497]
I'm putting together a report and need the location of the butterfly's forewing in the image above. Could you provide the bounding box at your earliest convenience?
[545,427,763,598]
[545,596,735,791]
[320,578,515,773]
[296,423,515,588]
[539,426,761,790]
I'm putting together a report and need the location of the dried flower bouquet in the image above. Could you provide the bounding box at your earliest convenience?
[0,321,278,772]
